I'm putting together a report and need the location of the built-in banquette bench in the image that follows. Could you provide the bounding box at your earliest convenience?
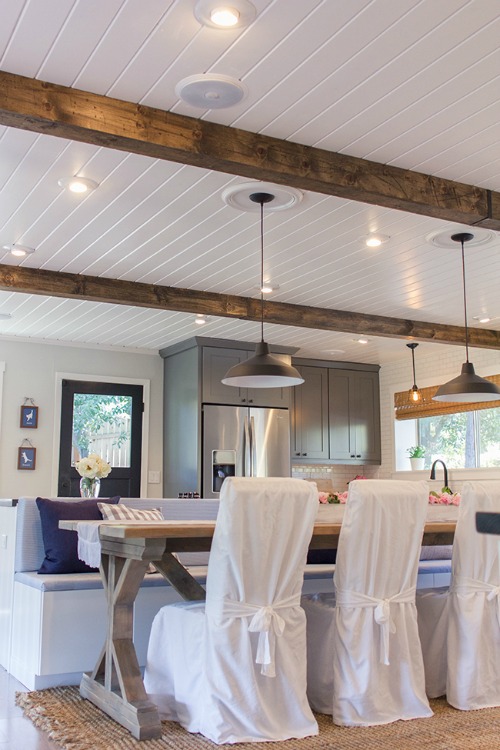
[0,496,452,690]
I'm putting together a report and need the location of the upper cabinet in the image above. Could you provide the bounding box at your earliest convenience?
[291,362,381,465]
[202,346,290,408]
[291,365,329,460]
[329,370,381,464]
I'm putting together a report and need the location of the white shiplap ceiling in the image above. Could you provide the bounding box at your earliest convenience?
[0,0,499,366]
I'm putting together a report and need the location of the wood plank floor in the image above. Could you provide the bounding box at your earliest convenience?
[0,667,60,749]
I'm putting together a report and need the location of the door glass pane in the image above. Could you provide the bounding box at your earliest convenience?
[71,393,132,467]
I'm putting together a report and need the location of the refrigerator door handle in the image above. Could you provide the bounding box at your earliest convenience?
[244,415,252,477]
[250,415,256,477]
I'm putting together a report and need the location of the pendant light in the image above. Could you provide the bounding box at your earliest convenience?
[406,342,421,402]
[433,232,500,402]
[221,192,304,388]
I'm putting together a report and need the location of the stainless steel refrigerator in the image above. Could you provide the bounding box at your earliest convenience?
[202,404,291,498]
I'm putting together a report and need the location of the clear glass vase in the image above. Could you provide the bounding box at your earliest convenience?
[79,476,101,498]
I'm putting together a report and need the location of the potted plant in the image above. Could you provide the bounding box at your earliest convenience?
[407,445,426,471]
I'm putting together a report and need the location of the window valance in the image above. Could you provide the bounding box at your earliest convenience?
[394,374,500,420]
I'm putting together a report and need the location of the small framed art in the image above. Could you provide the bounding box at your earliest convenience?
[18,446,36,470]
[20,404,38,428]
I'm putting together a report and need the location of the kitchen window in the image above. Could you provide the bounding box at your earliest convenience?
[394,374,500,471]
[417,407,500,469]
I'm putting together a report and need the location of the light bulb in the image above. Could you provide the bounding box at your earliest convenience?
[410,387,421,402]
[210,7,239,26]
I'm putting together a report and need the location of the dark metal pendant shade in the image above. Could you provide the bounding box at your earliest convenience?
[222,190,304,389]
[433,232,500,403]
[433,362,500,402]
[221,341,304,388]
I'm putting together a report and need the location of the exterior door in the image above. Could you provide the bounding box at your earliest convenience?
[58,380,144,498]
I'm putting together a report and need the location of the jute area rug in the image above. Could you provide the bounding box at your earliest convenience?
[16,686,500,750]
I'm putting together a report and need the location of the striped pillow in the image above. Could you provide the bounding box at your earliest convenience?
[97,504,165,573]
[97,503,163,521]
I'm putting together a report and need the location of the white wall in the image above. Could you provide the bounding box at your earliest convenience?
[0,339,163,498]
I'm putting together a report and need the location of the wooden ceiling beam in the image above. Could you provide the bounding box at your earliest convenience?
[0,71,499,229]
[1,264,499,350]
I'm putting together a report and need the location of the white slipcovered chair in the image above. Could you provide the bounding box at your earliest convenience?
[144,476,319,744]
[416,481,500,709]
[302,479,432,725]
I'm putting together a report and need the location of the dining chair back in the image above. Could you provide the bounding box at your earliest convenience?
[417,481,500,709]
[303,479,432,725]
[144,476,319,744]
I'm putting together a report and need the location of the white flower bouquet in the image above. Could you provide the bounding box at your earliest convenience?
[75,453,112,479]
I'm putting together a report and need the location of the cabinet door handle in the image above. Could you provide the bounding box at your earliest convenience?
[302,452,307,456]
[356,454,361,458]
[350,454,355,458]
[295,452,300,456]
[248,399,253,403]
[241,398,246,403]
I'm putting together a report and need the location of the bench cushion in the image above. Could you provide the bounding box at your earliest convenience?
[15,566,210,592]
[36,496,120,574]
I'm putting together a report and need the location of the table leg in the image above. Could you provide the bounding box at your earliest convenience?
[80,552,162,741]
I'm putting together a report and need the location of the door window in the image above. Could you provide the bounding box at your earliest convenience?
[58,380,143,497]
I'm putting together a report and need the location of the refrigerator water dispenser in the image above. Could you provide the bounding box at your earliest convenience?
[212,450,236,493]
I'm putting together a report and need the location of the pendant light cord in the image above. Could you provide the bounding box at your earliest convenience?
[460,238,470,363]
[411,347,417,387]
[259,199,264,344]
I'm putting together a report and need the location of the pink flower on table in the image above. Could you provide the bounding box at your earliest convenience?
[318,492,330,504]
[337,491,348,504]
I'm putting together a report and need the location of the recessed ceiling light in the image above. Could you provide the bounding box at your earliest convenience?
[195,314,209,325]
[3,244,35,257]
[58,176,99,194]
[0,313,12,320]
[473,315,492,323]
[323,349,346,356]
[364,233,389,248]
[355,338,369,344]
[194,0,256,28]
[255,282,279,294]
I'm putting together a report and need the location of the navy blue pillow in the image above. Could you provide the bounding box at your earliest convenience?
[36,496,120,574]
[306,549,337,565]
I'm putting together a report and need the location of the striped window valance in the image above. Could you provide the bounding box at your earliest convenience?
[394,374,500,420]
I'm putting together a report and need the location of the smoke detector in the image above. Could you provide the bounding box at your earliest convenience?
[175,74,247,109]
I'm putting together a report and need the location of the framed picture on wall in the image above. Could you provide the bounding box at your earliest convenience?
[18,446,36,470]
[20,404,38,428]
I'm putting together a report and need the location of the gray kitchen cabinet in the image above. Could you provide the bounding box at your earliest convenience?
[329,369,381,464]
[202,346,290,408]
[292,365,329,460]
[160,337,297,497]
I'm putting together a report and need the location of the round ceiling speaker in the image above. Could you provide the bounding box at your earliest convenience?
[175,74,247,109]
[222,182,304,211]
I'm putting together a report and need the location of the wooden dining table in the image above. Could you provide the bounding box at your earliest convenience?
[60,515,456,741]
